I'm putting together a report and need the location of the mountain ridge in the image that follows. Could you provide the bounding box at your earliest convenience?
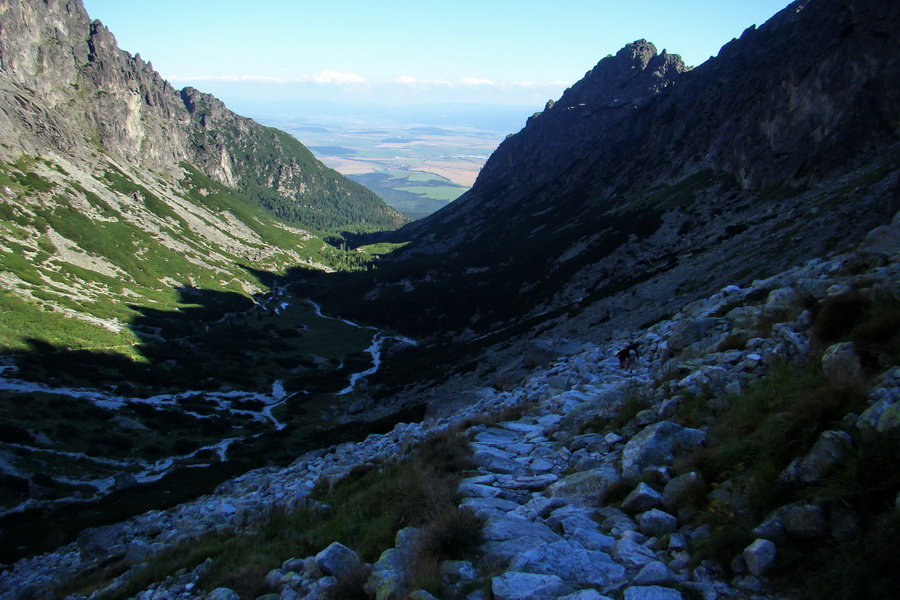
[401,0,899,252]
[0,0,406,232]
[320,0,899,352]
[0,0,411,355]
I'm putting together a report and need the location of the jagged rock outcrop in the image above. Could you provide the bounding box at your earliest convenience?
[0,0,405,230]
[405,0,900,249]
[336,0,900,350]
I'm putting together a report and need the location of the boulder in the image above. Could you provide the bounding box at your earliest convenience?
[559,389,627,434]
[315,542,362,578]
[876,403,900,440]
[856,399,891,440]
[752,509,788,545]
[124,540,154,564]
[369,571,404,600]
[480,515,564,562]
[623,585,684,600]
[546,506,599,533]
[114,471,138,490]
[568,433,608,453]
[632,561,677,586]
[621,482,663,514]
[491,572,572,600]
[472,447,529,475]
[559,590,614,600]
[440,560,477,590]
[548,465,622,504]
[569,528,616,552]
[602,512,639,537]
[742,538,777,576]
[510,539,626,587]
[208,589,241,600]
[856,218,900,256]
[783,504,829,539]
[506,473,559,490]
[610,538,657,569]
[821,342,862,386]
[461,496,522,518]
[636,509,678,537]
[621,422,706,478]
[667,318,722,352]
[77,523,125,558]
[661,472,704,516]
[458,481,503,498]
[778,430,852,485]
[510,495,562,521]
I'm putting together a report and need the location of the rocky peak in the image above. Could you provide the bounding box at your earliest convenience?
[397,37,688,246]
[398,0,899,254]
[553,39,685,111]
[0,0,403,230]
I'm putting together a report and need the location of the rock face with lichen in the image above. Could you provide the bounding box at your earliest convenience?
[0,0,405,231]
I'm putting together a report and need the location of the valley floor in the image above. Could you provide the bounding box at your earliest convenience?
[2,216,898,599]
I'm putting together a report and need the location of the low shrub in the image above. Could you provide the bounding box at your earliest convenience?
[811,290,871,344]
[215,565,275,600]
[417,507,483,562]
[811,286,900,368]
[326,564,374,600]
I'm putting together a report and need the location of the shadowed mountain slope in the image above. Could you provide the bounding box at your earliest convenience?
[321,0,899,347]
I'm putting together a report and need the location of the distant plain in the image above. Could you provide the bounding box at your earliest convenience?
[250,103,534,219]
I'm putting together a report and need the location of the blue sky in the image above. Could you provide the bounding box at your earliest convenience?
[82,0,794,110]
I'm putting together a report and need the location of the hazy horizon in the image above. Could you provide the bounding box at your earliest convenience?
[82,0,794,111]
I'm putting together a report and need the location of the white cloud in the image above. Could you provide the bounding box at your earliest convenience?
[165,72,570,95]
[308,70,367,84]
[393,75,452,87]
[168,74,286,83]
[458,77,495,86]
[392,76,561,89]
[166,71,368,85]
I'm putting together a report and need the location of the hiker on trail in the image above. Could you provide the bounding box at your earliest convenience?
[616,342,640,371]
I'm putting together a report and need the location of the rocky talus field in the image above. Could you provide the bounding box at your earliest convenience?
[3,215,898,600]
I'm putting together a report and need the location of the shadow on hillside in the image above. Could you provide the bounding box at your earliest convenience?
[6,261,405,396]
[10,283,263,394]
[0,264,430,564]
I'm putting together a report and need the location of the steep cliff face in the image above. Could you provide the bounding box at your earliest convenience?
[0,0,405,231]
[323,0,899,348]
[403,0,899,252]
[398,40,687,249]
[0,0,407,355]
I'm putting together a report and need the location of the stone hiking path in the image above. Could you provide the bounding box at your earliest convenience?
[3,221,900,600]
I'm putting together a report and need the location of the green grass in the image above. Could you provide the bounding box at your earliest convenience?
[356,242,411,256]
[0,291,135,353]
[686,359,865,509]
[396,186,466,202]
[579,381,653,434]
[676,348,896,598]
[347,171,461,218]
[52,431,478,600]
[810,287,900,367]
[0,154,400,361]
[12,290,377,395]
